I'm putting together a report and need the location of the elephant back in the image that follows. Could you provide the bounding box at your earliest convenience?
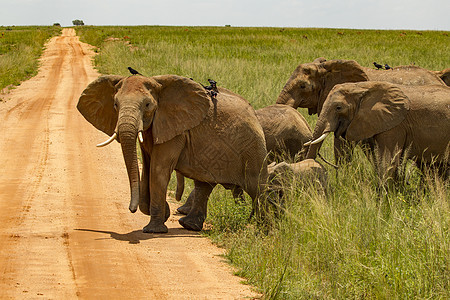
[365,65,445,86]
[256,104,312,161]
[180,87,268,186]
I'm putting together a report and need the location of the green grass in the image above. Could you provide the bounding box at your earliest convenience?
[0,26,61,91]
[76,26,450,299]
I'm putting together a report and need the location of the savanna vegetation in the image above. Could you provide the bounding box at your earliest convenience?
[76,26,449,299]
[0,26,61,91]
[6,25,448,299]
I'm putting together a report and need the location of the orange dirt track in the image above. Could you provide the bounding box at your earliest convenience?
[0,28,258,299]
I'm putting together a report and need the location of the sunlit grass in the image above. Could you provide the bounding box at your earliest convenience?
[0,26,61,91]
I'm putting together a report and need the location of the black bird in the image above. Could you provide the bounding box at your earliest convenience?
[384,64,392,70]
[207,79,217,91]
[373,62,384,70]
[200,79,219,99]
[128,67,142,76]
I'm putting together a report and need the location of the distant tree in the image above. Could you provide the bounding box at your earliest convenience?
[53,23,61,27]
[72,20,85,26]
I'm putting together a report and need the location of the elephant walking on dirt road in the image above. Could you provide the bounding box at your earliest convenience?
[306,81,450,180]
[77,74,268,233]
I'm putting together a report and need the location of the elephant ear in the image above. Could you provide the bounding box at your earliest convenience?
[152,75,211,144]
[318,60,369,114]
[346,82,410,141]
[77,75,124,136]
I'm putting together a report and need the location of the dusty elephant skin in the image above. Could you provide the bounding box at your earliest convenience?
[267,159,327,192]
[256,104,312,161]
[276,58,446,163]
[306,81,450,180]
[176,103,312,215]
[77,75,268,233]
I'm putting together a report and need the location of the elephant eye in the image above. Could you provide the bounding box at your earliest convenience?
[300,84,306,89]
[145,103,150,108]
[336,105,342,111]
[113,103,118,110]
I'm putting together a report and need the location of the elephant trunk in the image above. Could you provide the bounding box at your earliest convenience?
[276,88,296,108]
[306,118,331,159]
[118,122,140,213]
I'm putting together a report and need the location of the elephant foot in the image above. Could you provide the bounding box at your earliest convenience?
[143,220,168,234]
[177,203,191,215]
[179,215,204,231]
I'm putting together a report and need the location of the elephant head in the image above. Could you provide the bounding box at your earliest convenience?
[276,59,369,115]
[306,81,410,159]
[77,75,211,213]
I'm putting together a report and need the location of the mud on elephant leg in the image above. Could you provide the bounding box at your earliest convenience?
[179,181,215,231]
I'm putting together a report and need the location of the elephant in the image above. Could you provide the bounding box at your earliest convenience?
[305,81,450,180]
[176,104,313,215]
[77,74,268,233]
[256,104,313,161]
[276,58,446,163]
[267,159,327,193]
[435,68,450,86]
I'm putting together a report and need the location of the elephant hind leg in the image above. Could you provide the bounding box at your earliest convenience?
[177,189,195,215]
[179,181,215,231]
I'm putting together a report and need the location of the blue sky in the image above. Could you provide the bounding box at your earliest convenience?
[1,0,449,30]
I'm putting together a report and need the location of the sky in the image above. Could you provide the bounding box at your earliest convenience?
[0,0,449,31]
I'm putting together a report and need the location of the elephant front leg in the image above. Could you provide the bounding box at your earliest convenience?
[179,181,215,231]
[143,165,172,234]
[143,137,184,233]
[139,146,151,215]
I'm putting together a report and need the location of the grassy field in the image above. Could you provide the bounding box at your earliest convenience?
[0,26,61,91]
[77,26,449,299]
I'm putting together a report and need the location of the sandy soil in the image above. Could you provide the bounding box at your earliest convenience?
[0,28,258,299]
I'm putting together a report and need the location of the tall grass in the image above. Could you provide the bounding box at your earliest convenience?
[77,26,449,299]
[0,26,61,91]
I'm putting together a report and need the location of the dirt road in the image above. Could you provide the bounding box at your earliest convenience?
[0,28,257,299]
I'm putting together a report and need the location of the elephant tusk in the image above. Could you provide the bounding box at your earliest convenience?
[304,140,312,146]
[138,131,144,143]
[310,132,330,145]
[96,132,117,147]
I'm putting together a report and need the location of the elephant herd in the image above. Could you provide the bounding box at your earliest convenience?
[77,58,450,233]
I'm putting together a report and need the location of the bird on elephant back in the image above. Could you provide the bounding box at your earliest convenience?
[77,74,269,233]
[305,81,450,182]
[276,58,447,164]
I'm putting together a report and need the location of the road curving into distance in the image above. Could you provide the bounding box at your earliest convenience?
[0,28,257,299]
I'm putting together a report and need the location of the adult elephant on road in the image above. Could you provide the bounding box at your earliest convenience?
[306,81,450,180]
[176,104,313,215]
[276,59,446,162]
[77,75,268,233]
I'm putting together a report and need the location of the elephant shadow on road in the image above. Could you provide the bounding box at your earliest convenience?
[75,227,202,244]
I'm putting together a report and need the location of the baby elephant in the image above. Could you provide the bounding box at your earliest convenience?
[268,159,327,193]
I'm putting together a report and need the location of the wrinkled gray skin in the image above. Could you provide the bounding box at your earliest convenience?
[268,159,327,193]
[306,81,450,180]
[276,59,446,163]
[176,104,313,215]
[77,75,268,233]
